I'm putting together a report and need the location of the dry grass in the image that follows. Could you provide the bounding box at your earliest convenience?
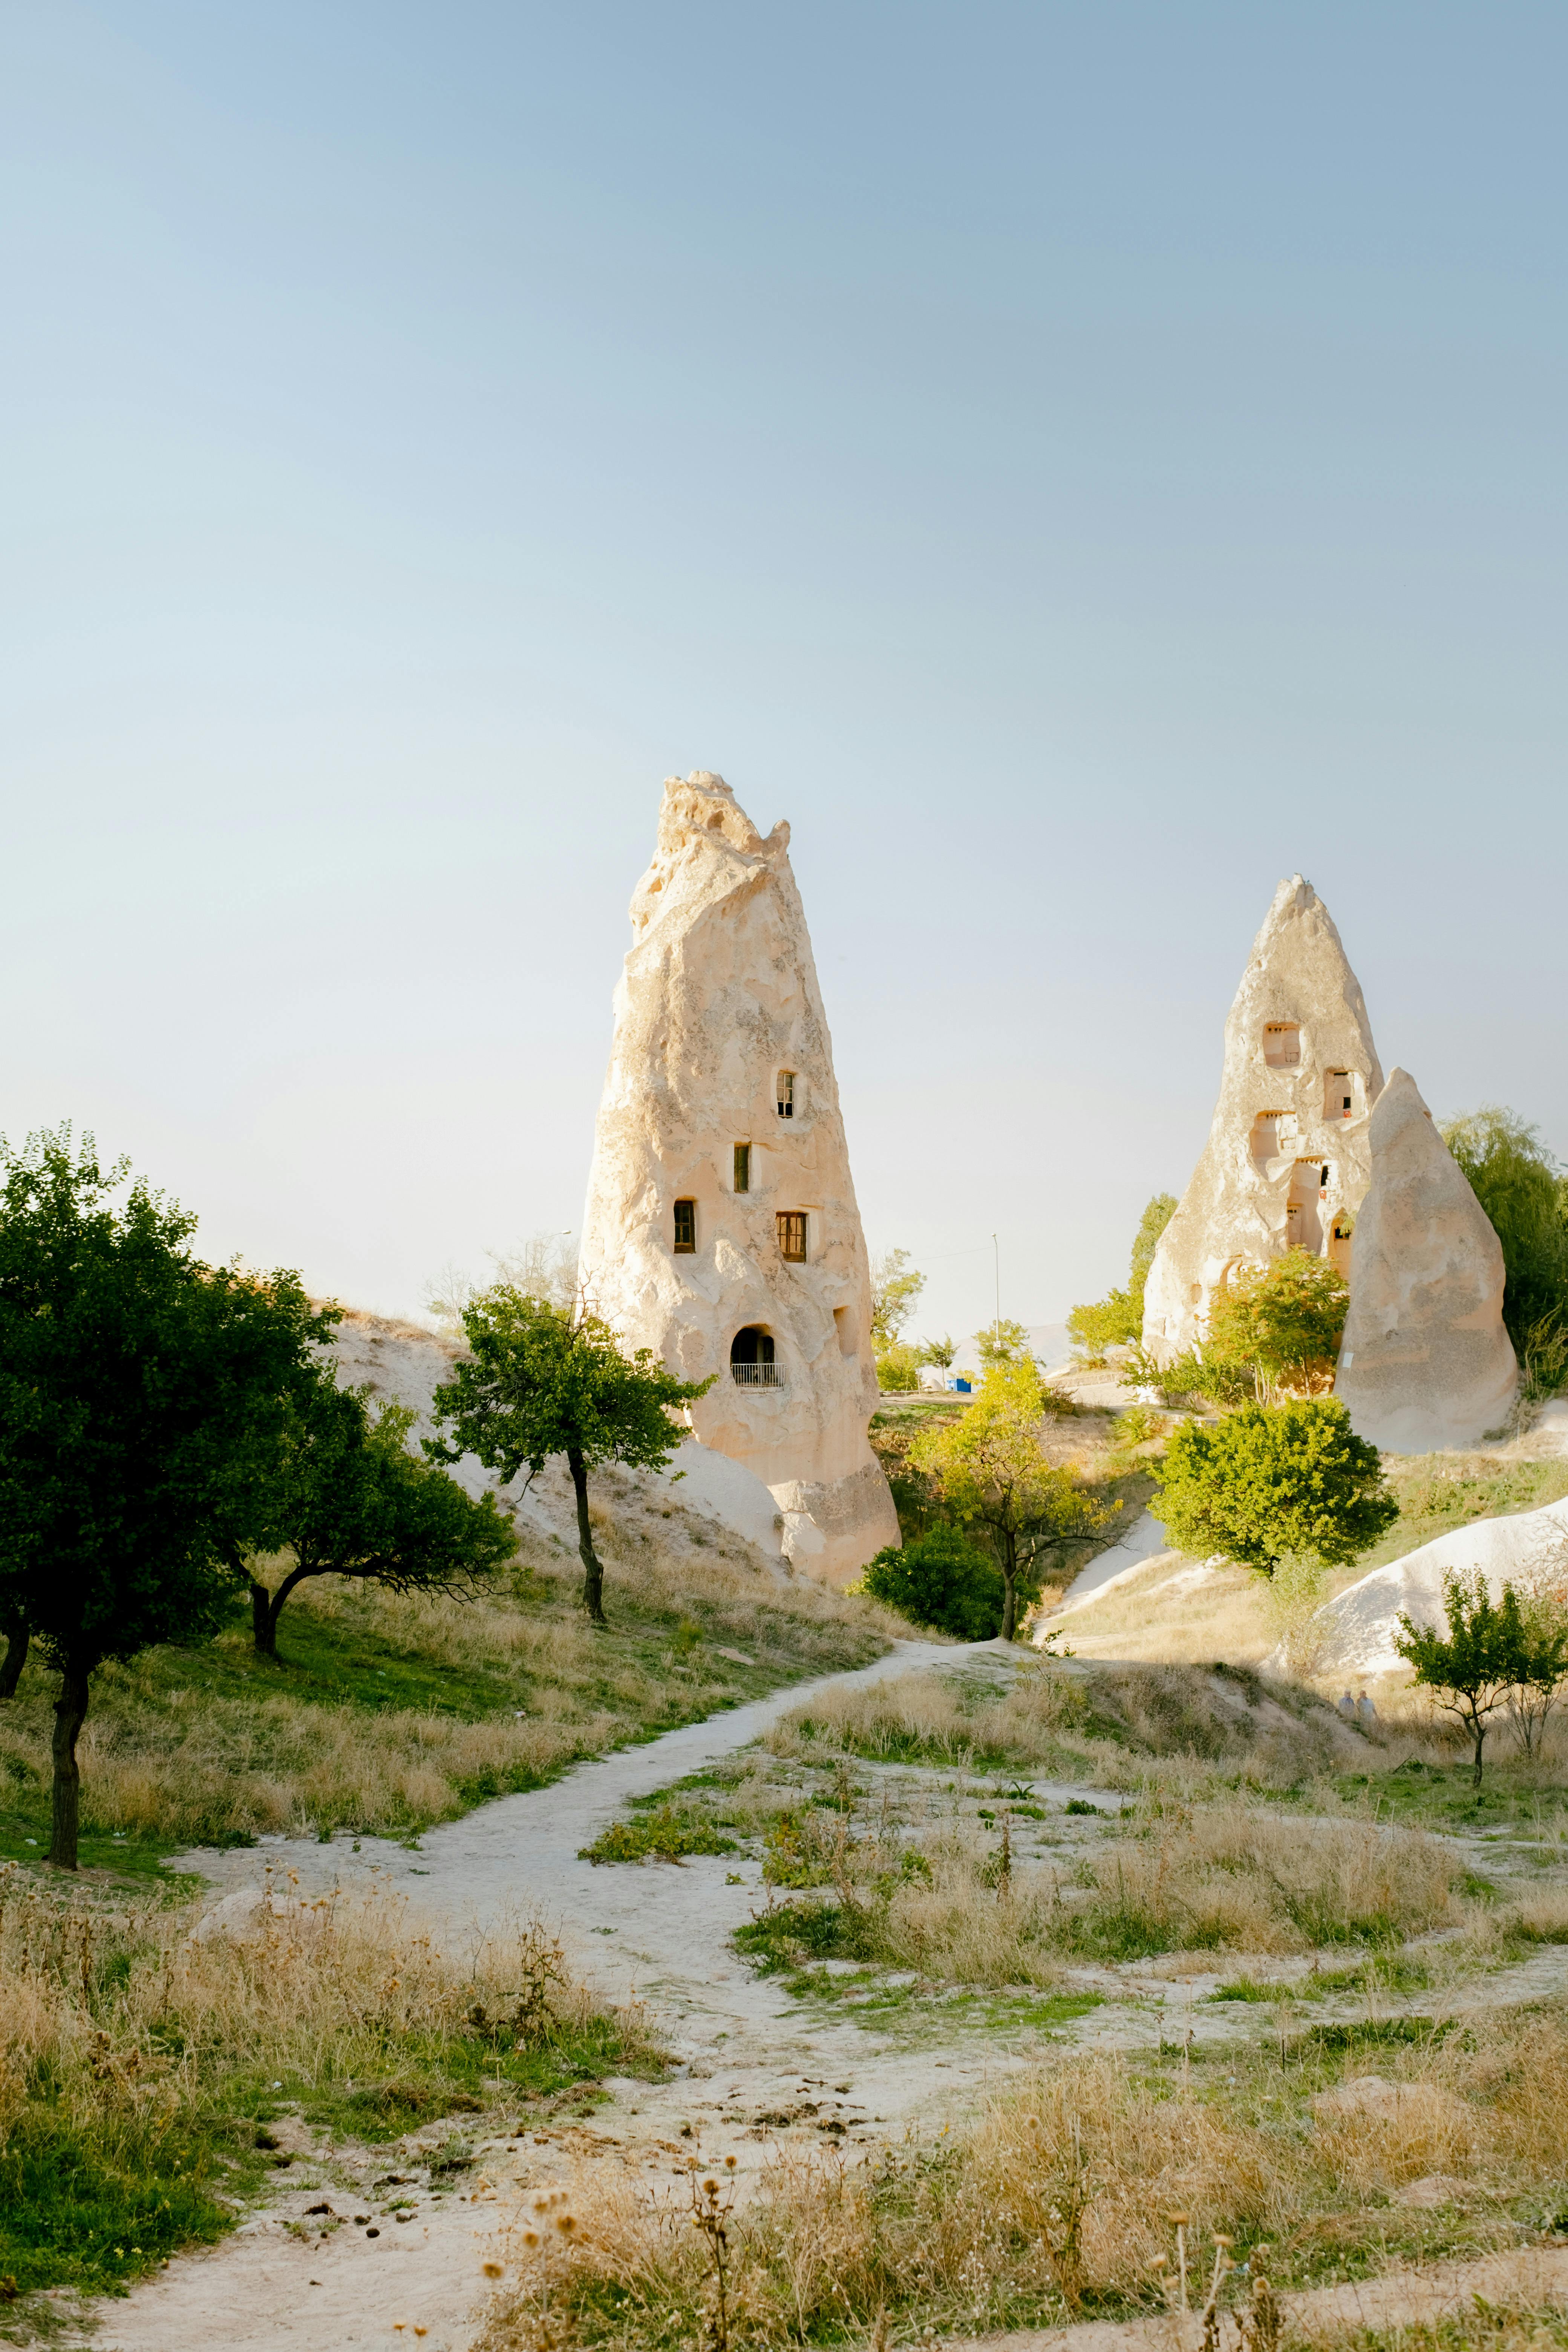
[475,2005,1568,2347]
[0,1860,659,2294]
[766,1660,1349,1791]
[0,1522,897,1849]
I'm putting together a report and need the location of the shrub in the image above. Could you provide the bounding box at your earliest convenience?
[1154,1399,1398,1573]
[874,1342,921,1393]
[1442,1105,1568,1355]
[860,1527,1006,1640]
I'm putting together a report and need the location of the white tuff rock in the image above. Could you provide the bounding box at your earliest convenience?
[578,772,899,1585]
[1333,1068,1518,1452]
[1144,876,1383,1363]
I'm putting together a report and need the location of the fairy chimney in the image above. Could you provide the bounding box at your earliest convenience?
[1334,1069,1517,1451]
[577,772,900,1584]
[1143,876,1384,1363]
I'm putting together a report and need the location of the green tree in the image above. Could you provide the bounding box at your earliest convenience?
[1207,1250,1349,1401]
[246,1375,516,1657]
[911,1358,1109,1640]
[1154,1399,1397,1576]
[917,1333,956,1371]
[859,1526,1006,1640]
[870,1248,925,1351]
[426,1289,712,1625]
[874,1340,921,1393]
[1504,1582,1568,1759]
[1067,1193,1178,1357]
[0,1127,333,1868]
[1441,1106,1568,1360]
[976,1317,1035,1370]
[1396,1574,1528,1784]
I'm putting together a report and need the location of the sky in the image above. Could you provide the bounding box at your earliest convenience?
[4,2,1566,1348]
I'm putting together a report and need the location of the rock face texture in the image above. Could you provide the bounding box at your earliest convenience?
[1333,1069,1518,1452]
[1144,876,1384,1363]
[578,772,900,1585]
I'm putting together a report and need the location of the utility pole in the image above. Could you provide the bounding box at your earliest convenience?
[993,1232,1000,1352]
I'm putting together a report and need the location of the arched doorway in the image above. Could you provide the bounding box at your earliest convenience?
[730,1326,781,1387]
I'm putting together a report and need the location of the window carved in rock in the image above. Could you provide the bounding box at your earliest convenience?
[776,1071,795,1118]
[673,1199,696,1253]
[1263,1022,1301,1068]
[733,1142,751,1193]
[777,1211,807,1262]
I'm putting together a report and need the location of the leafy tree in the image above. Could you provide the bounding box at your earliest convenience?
[874,1340,921,1393]
[0,1127,333,1868]
[1396,1573,1529,1784]
[976,1317,1035,1370]
[426,1289,712,1625]
[911,1359,1109,1640]
[1068,1193,1178,1357]
[1441,1106,1568,1359]
[1207,1250,1349,1401]
[859,1527,1006,1640]
[870,1248,925,1351]
[1504,1574,1568,1759]
[917,1333,957,1371]
[246,1374,516,1657]
[1154,1399,1397,1576]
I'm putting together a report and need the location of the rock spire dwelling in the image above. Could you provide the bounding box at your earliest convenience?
[1333,1069,1517,1452]
[1143,877,1384,1363]
[578,772,900,1585]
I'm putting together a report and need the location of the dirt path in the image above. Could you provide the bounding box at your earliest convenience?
[74,1637,997,2352]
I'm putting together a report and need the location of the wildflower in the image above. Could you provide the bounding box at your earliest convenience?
[724,2154,738,2169]
[482,2261,504,2278]
[556,2214,576,2236]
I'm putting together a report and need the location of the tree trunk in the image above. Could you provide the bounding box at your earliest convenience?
[1000,1533,1018,1643]
[569,1450,608,1625]
[50,1666,91,1871]
[0,1620,28,1700]
[251,1579,279,1657]
[1472,1716,1487,1786]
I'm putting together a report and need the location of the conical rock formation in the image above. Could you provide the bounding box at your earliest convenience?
[578,772,899,1585]
[1144,877,1384,1362]
[1334,1069,1517,1452]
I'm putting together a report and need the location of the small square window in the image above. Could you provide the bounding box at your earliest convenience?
[673,1199,696,1253]
[776,1070,795,1118]
[733,1142,751,1194]
[777,1210,807,1263]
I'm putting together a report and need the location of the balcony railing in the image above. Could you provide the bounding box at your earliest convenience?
[730,1361,784,1389]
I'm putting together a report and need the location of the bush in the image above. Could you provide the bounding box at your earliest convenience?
[859,1527,1007,1639]
[1154,1398,1398,1574]
[1442,1106,1568,1354]
[874,1342,921,1393]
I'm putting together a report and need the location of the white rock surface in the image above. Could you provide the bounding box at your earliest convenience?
[578,772,899,1585]
[1144,876,1383,1363]
[1303,1495,1568,1678]
[1334,1068,1518,1452]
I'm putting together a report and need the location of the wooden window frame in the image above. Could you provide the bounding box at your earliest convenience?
[673,1198,697,1254]
[777,1210,807,1263]
[733,1142,751,1194]
[776,1070,795,1118]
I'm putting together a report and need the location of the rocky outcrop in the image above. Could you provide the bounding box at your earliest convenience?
[1144,876,1383,1363]
[1333,1069,1518,1452]
[577,772,899,1585]
[1295,1493,1567,1680]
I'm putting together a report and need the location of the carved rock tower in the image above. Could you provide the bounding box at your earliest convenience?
[1334,1069,1517,1450]
[1143,876,1384,1363]
[578,772,900,1584]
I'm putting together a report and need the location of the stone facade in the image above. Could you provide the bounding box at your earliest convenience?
[1333,1068,1518,1452]
[1143,876,1384,1363]
[578,772,900,1585]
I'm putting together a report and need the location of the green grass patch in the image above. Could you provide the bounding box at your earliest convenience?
[579,1806,739,1865]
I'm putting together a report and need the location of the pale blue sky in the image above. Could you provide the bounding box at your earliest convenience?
[4,3,1565,1345]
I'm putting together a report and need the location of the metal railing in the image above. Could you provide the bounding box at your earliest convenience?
[730,1361,784,1388]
